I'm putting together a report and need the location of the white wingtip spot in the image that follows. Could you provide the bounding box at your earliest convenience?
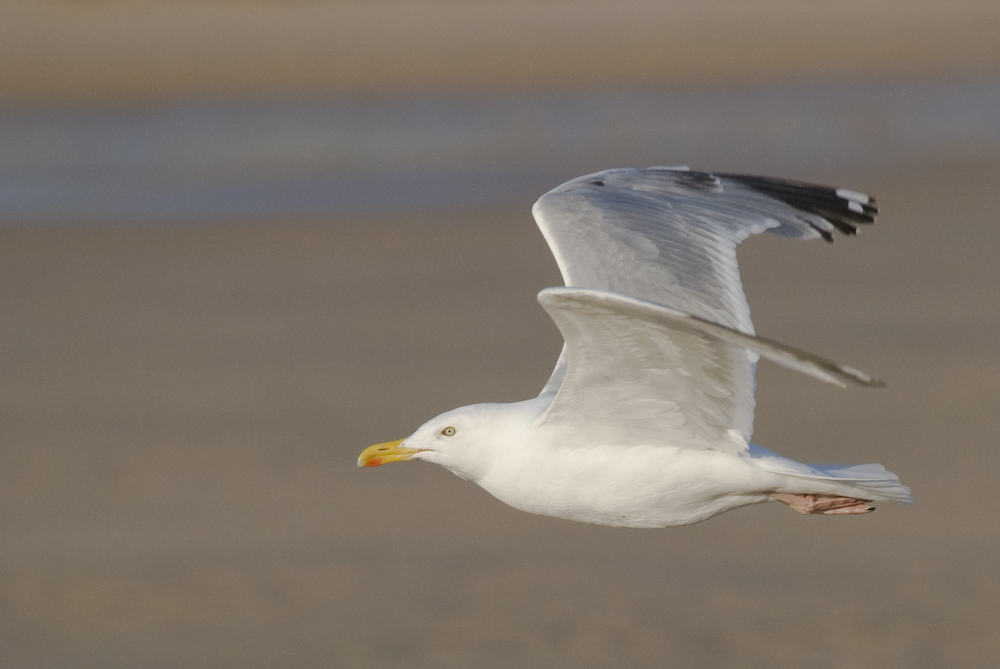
[836,188,870,204]
[847,200,864,214]
[650,165,690,171]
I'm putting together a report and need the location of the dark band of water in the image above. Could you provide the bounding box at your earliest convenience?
[1,79,998,223]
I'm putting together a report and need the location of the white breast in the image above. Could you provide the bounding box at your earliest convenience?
[477,436,777,528]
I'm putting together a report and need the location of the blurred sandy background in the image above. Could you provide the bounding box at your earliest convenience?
[2,2,1000,667]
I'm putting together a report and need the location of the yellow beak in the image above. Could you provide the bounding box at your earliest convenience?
[357,438,422,467]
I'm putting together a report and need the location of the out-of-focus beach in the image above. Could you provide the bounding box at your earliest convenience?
[2,1,1000,106]
[2,2,1000,667]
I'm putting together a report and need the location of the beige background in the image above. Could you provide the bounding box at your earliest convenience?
[1,2,999,667]
[2,1,1000,105]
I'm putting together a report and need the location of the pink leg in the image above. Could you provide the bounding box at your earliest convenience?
[770,492,875,516]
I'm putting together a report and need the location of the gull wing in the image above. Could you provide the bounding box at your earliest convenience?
[532,167,877,332]
[532,167,877,397]
[538,288,882,454]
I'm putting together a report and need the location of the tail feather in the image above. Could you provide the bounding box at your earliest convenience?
[807,463,913,504]
[748,444,912,505]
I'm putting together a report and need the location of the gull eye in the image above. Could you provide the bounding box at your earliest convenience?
[440,427,456,437]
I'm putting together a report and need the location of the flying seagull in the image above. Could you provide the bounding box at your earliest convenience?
[358,167,911,527]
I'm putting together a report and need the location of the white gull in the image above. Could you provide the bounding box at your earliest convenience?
[358,167,911,527]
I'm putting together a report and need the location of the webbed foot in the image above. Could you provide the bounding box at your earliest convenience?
[770,492,875,515]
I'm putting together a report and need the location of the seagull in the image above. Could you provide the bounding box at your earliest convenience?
[358,167,911,527]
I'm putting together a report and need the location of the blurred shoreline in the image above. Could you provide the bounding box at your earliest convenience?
[3,77,999,223]
[5,1,998,225]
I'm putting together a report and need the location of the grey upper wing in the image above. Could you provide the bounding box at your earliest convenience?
[532,167,877,334]
[531,167,877,399]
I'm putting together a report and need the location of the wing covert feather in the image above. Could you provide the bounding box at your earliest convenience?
[538,289,883,454]
[538,288,757,454]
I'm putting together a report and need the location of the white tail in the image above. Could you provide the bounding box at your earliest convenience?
[749,444,912,504]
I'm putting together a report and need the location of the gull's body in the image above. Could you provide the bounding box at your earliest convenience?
[360,167,911,527]
[419,398,784,528]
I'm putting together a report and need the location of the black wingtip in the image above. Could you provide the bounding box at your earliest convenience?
[717,173,878,241]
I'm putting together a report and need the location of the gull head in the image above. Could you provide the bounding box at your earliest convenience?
[358,402,529,482]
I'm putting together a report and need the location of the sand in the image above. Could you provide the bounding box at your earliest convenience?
[2,0,999,664]
[1,158,998,667]
[2,1,1000,107]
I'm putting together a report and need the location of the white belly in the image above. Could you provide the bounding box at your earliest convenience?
[477,443,776,528]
